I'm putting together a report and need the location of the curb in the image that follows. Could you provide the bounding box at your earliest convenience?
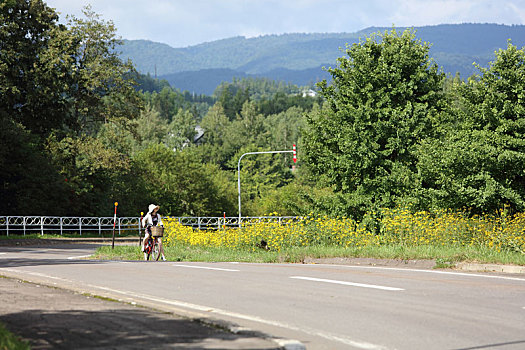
[196,318,306,350]
[305,257,525,275]
[455,262,525,274]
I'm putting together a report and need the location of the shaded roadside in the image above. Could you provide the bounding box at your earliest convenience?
[0,277,282,350]
[0,237,139,246]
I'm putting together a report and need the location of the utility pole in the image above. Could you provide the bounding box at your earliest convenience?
[237,146,297,227]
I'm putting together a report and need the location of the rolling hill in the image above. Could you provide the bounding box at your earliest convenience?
[119,24,525,95]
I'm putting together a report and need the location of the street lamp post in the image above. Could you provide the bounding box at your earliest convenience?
[237,149,295,227]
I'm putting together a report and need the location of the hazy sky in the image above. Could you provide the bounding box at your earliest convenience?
[45,0,525,48]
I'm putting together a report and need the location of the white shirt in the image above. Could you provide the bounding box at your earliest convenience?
[142,212,163,227]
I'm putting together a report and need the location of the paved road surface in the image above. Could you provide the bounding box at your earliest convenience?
[1,244,525,349]
[0,277,282,350]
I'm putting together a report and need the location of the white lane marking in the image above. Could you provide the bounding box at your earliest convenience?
[0,253,7,255]
[67,254,92,260]
[1,268,389,349]
[274,339,306,350]
[290,276,404,291]
[84,284,388,350]
[172,264,239,272]
[311,264,525,282]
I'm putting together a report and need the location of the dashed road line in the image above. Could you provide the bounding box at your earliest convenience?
[312,264,525,282]
[67,254,93,260]
[1,270,377,350]
[81,283,388,350]
[290,276,405,291]
[172,264,240,272]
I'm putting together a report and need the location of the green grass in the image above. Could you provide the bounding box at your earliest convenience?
[4,232,523,266]
[0,322,30,350]
[0,232,138,240]
[92,243,525,266]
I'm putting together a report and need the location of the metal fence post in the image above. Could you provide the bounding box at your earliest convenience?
[98,217,101,235]
[60,217,63,235]
[79,218,82,236]
[118,218,121,235]
[40,216,44,236]
[23,217,26,236]
[6,217,9,237]
[198,217,201,230]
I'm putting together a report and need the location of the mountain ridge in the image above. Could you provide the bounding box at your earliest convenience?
[119,23,525,94]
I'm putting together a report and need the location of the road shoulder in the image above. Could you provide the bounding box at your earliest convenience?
[0,276,283,350]
[304,257,525,274]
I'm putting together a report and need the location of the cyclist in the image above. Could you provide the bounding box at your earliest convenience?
[141,204,166,261]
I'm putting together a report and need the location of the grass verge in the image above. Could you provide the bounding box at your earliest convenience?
[0,233,138,240]
[0,322,30,350]
[92,243,525,266]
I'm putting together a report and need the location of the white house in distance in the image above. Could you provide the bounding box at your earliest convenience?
[302,89,317,97]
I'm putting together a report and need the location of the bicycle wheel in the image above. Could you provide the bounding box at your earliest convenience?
[152,239,160,261]
[144,238,152,261]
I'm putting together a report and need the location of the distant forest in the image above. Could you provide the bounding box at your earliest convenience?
[4,2,525,220]
[119,24,525,94]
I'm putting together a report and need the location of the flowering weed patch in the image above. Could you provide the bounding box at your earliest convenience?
[163,209,525,257]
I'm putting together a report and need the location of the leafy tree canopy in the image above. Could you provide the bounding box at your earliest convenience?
[418,41,525,213]
[303,28,446,215]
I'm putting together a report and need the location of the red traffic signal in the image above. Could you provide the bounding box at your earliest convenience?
[292,144,297,163]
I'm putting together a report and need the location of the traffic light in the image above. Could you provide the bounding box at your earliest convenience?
[293,144,297,163]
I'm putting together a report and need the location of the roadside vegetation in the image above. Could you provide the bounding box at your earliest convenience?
[93,243,525,266]
[92,208,525,266]
[0,233,137,240]
[0,322,30,350]
[2,2,525,266]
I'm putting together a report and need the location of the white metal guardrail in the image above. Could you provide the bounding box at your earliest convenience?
[0,216,140,236]
[0,216,300,236]
[176,216,299,230]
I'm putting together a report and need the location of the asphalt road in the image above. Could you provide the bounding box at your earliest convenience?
[1,244,525,350]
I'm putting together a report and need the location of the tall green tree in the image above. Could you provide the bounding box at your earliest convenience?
[302,28,445,215]
[166,108,197,151]
[198,103,231,166]
[64,6,141,135]
[133,144,236,216]
[0,0,70,135]
[134,104,168,150]
[147,86,186,122]
[0,118,69,215]
[1,2,145,215]
[46,134,132,216]
[418,42,525,212]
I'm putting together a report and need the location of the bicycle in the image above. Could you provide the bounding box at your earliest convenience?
[143,226,164,261]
